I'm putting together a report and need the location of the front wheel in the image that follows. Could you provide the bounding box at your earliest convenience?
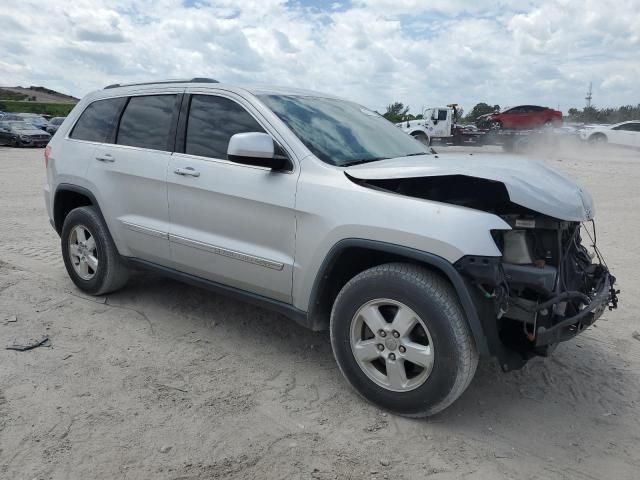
[61,206,129,295]
[589,133,607,145]
[411,132,431,146]
[330,263,478,417]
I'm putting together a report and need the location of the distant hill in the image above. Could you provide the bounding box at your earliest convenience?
[0,86,79,104]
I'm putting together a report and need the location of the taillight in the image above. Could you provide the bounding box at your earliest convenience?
[44,144,51,168]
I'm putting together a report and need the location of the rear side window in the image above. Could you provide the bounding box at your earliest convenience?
[116,95,176,151]
[70,97,125,143]
[614,123,640,131]
[185,95,265,159]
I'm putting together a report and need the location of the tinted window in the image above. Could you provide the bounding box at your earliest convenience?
[614,123,640,132]
[437,109,448,121]
[70,98,125,142]
[117,95,176,151]
[185,95,265,159]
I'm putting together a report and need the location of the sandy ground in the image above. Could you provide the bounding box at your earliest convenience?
[0,142,639,480]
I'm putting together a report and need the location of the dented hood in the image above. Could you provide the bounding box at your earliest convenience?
[345,154,594,221]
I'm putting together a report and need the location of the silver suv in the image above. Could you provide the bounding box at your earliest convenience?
[44,78,618,416]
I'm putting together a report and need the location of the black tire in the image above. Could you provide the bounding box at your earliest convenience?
[589,133,607,145]
[330,263,478,417]
[411,132,431,146]
[61,206,129,295]
[11,138,20,148]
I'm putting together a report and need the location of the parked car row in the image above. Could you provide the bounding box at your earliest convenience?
[0,112,66,147]
[0,120,51,147]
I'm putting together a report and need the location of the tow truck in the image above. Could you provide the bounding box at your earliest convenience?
[396,104,569,152]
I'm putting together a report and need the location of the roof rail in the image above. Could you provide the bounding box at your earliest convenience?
[104,77,219,89]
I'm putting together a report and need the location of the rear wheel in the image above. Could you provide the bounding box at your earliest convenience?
[330,263,478,417]
[61,206,129,295]
[490,120,502,130]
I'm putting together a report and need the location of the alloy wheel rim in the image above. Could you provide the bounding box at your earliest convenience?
[350,298,434,392]
[69,225,98,280]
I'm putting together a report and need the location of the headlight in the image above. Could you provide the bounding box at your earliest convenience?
[20,135,30,140]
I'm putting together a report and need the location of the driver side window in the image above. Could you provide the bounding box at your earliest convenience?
[185,95,265,160]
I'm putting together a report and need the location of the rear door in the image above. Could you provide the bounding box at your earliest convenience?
[167,91,298,303]
[630,122,640,148]
[608,123,634,147]
[87,91,182,264]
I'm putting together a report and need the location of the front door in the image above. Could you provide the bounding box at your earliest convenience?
[167,93,298,303]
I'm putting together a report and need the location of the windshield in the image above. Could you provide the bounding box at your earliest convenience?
[5,121,30,129]
[258,95,428,166]
[20,115,46,123]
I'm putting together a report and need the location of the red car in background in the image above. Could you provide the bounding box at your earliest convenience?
[477,105,563,130]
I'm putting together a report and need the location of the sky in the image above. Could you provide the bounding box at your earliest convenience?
[1,0,639,115]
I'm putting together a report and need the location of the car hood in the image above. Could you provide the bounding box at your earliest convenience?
[14,127,48,135]
[345,154,594,221]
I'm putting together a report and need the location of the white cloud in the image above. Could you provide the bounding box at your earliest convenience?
[0,0,638,114]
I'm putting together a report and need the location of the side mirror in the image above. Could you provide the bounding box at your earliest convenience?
[227,132,291,171]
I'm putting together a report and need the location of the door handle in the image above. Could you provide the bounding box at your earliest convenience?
[174,167,200,177]
[95,154,115,163]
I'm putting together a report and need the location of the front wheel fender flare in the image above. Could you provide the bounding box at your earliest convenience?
[308,239,490,355]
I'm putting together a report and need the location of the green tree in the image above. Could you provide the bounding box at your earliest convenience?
[566,104,640,124]
[383,102,410,123]
[464,102,499,123]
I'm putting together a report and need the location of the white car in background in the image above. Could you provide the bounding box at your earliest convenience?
[579,120,640,148]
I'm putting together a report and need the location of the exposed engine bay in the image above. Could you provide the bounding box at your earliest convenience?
[350,174,619,368]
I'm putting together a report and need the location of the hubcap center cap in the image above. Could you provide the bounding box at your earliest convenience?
[384,338,398,351]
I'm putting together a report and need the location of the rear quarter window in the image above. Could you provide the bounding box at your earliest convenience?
[70,97,126,143]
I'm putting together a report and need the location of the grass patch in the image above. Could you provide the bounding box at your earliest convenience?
[0,100,76,116]
[0,88,29,101]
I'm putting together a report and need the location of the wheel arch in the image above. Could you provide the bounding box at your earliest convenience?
[589,132,607,142]
[410,129,429,138]
[53,184,105,235]
[307,239,489,354]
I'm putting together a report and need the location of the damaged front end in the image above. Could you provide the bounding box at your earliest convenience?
[456,217,618,369]
[345,157,619,370]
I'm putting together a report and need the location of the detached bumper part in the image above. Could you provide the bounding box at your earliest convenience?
[534,272,616,346]
[455,253,618,362]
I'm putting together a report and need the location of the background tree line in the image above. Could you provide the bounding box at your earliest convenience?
[566,105,640,124]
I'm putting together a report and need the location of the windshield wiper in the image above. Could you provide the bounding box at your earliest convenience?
[405,152,429,157]
[344,157,389,166]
